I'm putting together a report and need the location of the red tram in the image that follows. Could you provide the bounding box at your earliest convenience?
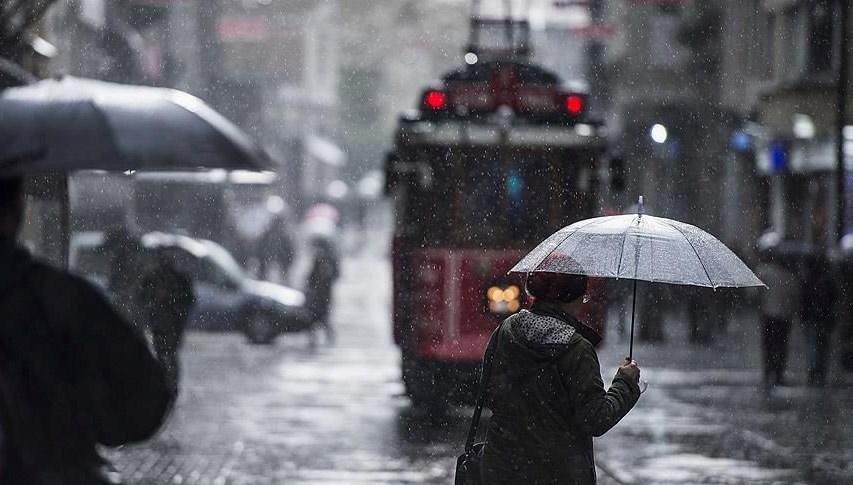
[384,17,609,407]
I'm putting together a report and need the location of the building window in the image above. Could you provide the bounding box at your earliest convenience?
[781,6,809,81]
[748,3,773,81]
[649,14,682,67]
[778,0,837,83]
[807,0,834,75]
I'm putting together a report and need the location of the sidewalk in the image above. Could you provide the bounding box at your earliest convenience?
[593,308,853,484]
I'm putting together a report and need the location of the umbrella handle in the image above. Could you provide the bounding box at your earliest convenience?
[629,279,637,361]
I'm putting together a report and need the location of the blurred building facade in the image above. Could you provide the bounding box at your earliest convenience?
[597,0,853,364]
[46,0,342,212]
[745,0,848,248]
[738,0,853,370]
[597,0,756,255]
[596,0,850,259]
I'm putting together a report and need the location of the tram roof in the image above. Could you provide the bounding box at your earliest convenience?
[395,119,607,149]
[441,61,587,92]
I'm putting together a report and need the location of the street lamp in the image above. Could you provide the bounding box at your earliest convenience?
[793,113,816,139]
[650,124,668,144]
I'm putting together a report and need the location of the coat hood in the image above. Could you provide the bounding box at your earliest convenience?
[530,300,603,346]
[506,309,577,361]
[0,236,30,294]
[501,300,602,362]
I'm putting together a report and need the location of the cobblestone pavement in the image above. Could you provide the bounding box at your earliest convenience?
[109,229,853,484]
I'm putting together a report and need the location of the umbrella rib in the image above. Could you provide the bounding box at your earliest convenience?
[661,220,715,287]
[616,215,636,279]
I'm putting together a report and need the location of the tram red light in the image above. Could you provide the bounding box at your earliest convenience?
[424,90,448,110]
[565,95,584,115]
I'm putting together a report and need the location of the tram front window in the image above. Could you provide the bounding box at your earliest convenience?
[403,148,586,248]
[507,156,549,244]
[460,155,502,245]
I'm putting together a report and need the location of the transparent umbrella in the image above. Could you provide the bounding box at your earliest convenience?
[510,197,765,359]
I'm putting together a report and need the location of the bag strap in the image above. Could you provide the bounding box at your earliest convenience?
[464,320,504,452]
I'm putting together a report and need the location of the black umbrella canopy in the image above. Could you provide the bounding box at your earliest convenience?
[0,76,274,176]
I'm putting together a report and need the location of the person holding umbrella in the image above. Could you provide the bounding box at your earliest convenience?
[0,176,174,484]
[479,270,641,485]
[464,197,763,484]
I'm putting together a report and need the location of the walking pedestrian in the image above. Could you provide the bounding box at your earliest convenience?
[258,212,296,284]
[480,271,641,485]
[800,253,836,387]
[305,237,340,346]
[139,249,196,394]
[0,176,174,484]
[755,248,799,387]
[104,226,144,325]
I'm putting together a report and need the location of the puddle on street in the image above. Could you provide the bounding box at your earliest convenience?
[634,454,801,483]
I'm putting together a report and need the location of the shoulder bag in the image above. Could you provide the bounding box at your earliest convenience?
[454,322,502,485]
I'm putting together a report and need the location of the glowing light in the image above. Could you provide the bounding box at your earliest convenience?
[326,180,348,199]
[507,300,520,312]
[424,90,447,110]
[792,114,815,140]
[464,52,479,65]
[650,124,668,144]
[565,95,584,115]
[266,195,285,213]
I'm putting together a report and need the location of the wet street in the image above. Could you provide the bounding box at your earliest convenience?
[110,229,853,485]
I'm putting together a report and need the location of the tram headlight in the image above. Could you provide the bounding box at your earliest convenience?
[487,284,522,315]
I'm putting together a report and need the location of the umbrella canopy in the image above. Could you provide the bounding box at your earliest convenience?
[510,213,764,288]
[0,76,273,176]
[510,206,764,360]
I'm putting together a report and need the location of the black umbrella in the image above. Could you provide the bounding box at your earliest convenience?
[0,75,273,175]
[0,76,275,267]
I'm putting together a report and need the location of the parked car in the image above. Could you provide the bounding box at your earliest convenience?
[139,232,312,344]
[69,230,311,344]
[69,230,109,289]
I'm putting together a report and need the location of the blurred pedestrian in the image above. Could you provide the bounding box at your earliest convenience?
[0,176,173,484]
[258,213,295,284]
[104,226,143,325]
[480,271,641,485]
[139,250,195,393]
[755,249,799,387]
[800,253,836,387]
[305,237,340,346]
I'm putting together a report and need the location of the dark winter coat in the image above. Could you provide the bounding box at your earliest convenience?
[139,260,195,391]
[481,302,640,485]
[0,238,174,484]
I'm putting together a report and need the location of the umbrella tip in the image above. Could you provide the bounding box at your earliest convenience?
[638,196,644,217]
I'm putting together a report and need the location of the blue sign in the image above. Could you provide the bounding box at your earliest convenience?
[769,141,787,173]
[730,131,752,152]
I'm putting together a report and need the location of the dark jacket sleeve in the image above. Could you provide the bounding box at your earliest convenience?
[559,338,640,437]
[41,270,175,446]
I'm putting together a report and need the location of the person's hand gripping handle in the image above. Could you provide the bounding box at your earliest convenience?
[619,357,647,394]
